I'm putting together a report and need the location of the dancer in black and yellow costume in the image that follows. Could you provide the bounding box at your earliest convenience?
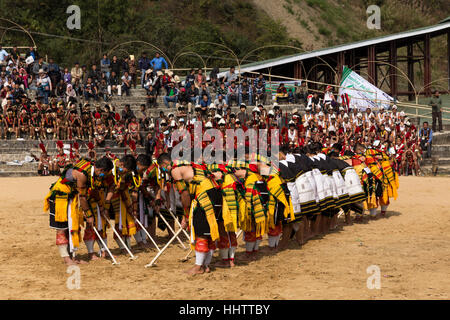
[130,154,153,249]
[157,153,222,275]
[43,157,113,265]
[110,156,138,253]
[363,142,399,218]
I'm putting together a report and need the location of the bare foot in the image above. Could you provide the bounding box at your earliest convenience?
[89,253,100,261]
[214,259,231,268]
[239,252,254,262]
[137,242,147,250]
[101,251,107,258]
[203,266,211,273]
[229,259,236,267]
[184,265,204,275]
[74,258,88,264]
[63,257,77,265]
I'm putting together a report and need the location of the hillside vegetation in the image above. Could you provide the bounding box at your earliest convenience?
[0,0,448,74]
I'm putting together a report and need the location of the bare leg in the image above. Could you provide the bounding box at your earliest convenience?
[277,224,293,250]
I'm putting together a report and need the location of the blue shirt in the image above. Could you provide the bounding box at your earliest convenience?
[150,57,168,71]
[138,57,151,70]
[0,49,8,62]
[420,128,433,143]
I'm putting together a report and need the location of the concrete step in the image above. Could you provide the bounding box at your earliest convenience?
[420,164,450,176]
[420,157,450,166]
[431,131,450,144]
[0,171,37,177]
[0,162,38,171]
[432,144,450,153]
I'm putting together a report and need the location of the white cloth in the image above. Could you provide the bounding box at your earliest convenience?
[343,168,364,196]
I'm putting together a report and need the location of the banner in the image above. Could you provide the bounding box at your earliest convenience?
[338,66,394,111]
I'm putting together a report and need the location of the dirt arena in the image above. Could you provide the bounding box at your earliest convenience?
[0,176,449,300]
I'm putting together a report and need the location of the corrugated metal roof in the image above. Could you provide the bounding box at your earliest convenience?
[219,20,450,76]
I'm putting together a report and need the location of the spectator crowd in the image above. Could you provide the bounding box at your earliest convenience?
[0,46,444,177]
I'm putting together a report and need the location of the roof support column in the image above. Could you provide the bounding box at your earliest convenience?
[448,31,450,90]
[337,51,345,83]
[389,40,398,97]
[294,61,302,80]
[407,42,415,101]
[367,45,376,85]
[424,34,431,97]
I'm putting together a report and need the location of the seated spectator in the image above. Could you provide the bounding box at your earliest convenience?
[99,79,109,102]
[254,80,266,105]
[198,83,210,102]
[195,68,206,88]
[121,104,135,125]
[239,79,252,106]
[227,81,239,106]
[186,84,199,105]
[214,94,228,115]
[209,67,219,91]
[146,84,157,108]
[177,87,189,105]
[217,82,227,97]
[65,84,77,104]
[163,82,178,107]
[0,45,9,65]
[252,73,266,89]
[100,53,111,80]
[110,55,121,78]
[36,69,52,104]
[108,71,121,96]
[128,56,137,89]
[275,83,288,103]
[121,71,132,96]
[88,64,101,84]
[419,121,433,158]
[223,66,237,86]
[136,104,150,128]
[55,79,66,101]
[83,77,98,101]
[199,94,210,114]
[186,69,195,87]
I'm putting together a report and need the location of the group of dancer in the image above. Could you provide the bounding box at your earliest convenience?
[44,139,399,274]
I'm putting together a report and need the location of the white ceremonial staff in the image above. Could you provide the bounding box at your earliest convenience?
[168,209,190,240]
[92,226,119,265]
[133,217,161,252]
[104,215,138,260]
[156,211,187,249]
[181,248,192,262]
[145,228,184,268]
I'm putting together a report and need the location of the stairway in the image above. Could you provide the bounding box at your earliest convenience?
[418,125,450,176]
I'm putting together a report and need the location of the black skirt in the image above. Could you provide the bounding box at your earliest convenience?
[48,199,69,230]
[193,187,223,237]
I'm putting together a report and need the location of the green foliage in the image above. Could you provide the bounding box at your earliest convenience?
[306,0,327,10]
[0,0,300,69]
[318,25,331,37]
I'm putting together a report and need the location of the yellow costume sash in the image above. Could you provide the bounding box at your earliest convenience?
[43,178,83,248]
[244,172,267,237]
[189,177,220,249]
[266,174,295,228]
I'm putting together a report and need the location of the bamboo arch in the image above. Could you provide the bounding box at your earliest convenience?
[107,40,173,69]
[0,18,37,48]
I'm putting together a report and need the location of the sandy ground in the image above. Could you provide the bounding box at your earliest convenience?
[0,176,449,300]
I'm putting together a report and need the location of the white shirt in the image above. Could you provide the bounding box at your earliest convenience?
[0,49,8,62]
